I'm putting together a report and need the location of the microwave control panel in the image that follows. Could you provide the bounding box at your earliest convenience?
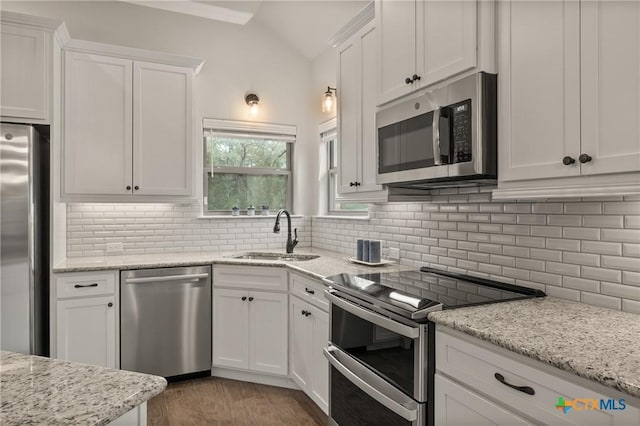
[450,100,472,163]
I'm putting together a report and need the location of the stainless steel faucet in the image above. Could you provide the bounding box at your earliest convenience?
[273,209,298,253]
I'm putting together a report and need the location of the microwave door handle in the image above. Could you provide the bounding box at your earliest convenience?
[324,345,419,421]
[433,107,442,165]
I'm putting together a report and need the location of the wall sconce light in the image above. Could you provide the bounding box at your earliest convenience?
[245,93,260,115]
[322,86,337,113]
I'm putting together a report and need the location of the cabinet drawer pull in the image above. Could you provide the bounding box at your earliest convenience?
[74,283,99,288]
[241,296,247,301]
[304,287,315,295]
[248,297,254,302]
[562,156,575,165]
[405,76,413,85]
[494,373,535,396]
[108,302,113,307]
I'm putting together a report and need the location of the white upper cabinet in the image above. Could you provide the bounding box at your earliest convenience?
[496,0,640,199]
[418,0,477,87]
[61,42,203,202]
[133,61,193,196]
[64,52,134,196]
[497,0,581,182]
[376,0,494,106]
[377,0,417,105]
[336,19,386,201]
[580,0,640,176]
[0,12,67,122]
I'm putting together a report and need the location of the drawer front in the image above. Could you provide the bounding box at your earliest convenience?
[436,328,639,426]
[213,265,287,292]
[290,273,328,311]
[55,271,117,299]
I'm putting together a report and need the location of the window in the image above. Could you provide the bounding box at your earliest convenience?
[203,120,294,214]
[323,128,367,213]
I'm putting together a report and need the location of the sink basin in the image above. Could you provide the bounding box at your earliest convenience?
[232,252,320,262]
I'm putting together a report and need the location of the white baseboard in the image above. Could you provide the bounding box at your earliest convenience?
[211,367,300,390]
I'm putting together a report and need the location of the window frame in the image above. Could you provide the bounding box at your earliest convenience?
[320,121,368,216]
[202,119,295,215]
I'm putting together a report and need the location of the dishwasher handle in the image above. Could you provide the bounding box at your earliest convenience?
[124,273,210,284]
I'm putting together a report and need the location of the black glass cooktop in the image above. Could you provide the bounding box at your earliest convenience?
[326,267,545,321]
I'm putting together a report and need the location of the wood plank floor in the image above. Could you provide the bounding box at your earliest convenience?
[148,376,327,425]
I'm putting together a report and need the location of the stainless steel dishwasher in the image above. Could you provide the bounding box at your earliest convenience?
[120,265,211,378]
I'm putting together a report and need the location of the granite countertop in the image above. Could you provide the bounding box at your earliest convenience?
[0,351,166,425]
[53,248,415,279]
[428,297,640,399]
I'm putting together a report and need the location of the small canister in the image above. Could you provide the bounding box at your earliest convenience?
[369,240,381,263]
[363,240,370,263]
[356,239,364,261]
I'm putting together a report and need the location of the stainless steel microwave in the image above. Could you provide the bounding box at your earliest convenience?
[376,72,497,189]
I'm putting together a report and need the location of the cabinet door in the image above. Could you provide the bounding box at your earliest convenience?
[376,0,417,105]
[435,374,532,426]
[56,296,116,368]
[418,0,477,87]
[0,24,48,120]
[248,291,288,375]
[337,37,360,194]
[498,1,581,182]
[310,306,329,414]
[64,52,133,195]
[133,61,193,196]
[580,0,640,176]
[289,297,313,390]
[212,288,249,370]
[358,24,384,193]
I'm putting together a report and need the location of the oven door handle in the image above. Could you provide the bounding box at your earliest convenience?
[324,345,419,422]
[325,290,419,339]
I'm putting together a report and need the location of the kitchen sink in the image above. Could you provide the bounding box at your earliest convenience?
[231,252,320,262]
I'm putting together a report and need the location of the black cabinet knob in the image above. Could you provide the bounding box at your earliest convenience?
[579,154,592,164]
[349,182,355,187]
[241,296,247,301]
[107,302,113,307]
[356,182,361,187]
[412,74,421,82]
[134,185,140,190]
[126,186,131,190]
[301,310,307,316]
[248,297,254,302]
[405,77,413,85]
[562,156,575,165]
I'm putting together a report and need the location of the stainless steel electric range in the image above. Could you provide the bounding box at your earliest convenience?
[323,267,546,426]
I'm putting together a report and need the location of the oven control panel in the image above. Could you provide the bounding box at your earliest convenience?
[450,100,472,163]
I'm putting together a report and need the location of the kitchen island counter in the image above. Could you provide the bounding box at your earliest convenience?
[0,350,166,425]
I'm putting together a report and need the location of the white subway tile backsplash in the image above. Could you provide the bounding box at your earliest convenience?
[581,292,622,310]
[68,195,640,313]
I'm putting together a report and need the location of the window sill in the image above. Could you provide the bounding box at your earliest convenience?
[312,215,371,221]
[197,214,304,220]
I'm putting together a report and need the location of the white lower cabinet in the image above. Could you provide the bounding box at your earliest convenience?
[435,327,640,426]
[109,402,147,426]
[435,374,532,426]
[290,296,329,413]
[53,271,118,369]
[212,266,288,377]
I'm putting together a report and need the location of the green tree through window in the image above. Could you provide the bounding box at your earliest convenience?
[204,134,292,212]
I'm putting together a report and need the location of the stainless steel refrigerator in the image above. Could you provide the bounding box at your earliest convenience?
[0,123,49,356]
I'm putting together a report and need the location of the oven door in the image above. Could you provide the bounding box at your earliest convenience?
[325,345,426,426]
[326,289,428,402]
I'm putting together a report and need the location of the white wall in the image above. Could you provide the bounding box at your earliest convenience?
[1,0,319,214]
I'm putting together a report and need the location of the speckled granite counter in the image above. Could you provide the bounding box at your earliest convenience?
[53,248,414,279]
[0,351,166,425]
[428,297,640,399]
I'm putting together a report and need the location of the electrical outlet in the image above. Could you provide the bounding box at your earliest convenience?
[106,242,123,253]
[388,247,400,260]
